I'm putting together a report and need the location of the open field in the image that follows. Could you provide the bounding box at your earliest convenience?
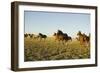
[24,37,90,61]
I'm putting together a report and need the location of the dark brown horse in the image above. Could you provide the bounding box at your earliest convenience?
[38,33,47,40]
[53,30,72,43]
[24,33,28,38]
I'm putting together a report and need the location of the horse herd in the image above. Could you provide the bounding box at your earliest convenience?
[53,30,72,42]
[24,30,90,46]
[24,33,47,39]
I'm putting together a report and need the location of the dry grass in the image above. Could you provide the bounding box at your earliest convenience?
[24,37,90,61]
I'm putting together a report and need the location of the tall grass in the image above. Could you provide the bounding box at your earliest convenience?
[24,37,90,61]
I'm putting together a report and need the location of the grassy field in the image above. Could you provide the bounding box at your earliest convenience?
[24,37,90,61]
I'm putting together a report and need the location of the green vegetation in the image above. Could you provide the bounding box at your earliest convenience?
[24,37,90,61]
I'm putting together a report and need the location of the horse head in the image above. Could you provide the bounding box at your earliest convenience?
[77,31,82,36]
[53,32,56,36]
[57,30,63,35]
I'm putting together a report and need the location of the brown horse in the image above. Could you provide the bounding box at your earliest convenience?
[77,31,90,46]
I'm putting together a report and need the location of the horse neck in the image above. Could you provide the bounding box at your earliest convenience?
[78,34,83,39]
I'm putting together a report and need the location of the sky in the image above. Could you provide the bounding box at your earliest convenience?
[24,11,90,37]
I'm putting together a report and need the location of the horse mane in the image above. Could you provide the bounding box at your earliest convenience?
[57,30,63,35]
[77,31,82,36]
[39,33,43,36]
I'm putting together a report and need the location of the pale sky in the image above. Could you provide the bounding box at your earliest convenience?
[24,11,90,37]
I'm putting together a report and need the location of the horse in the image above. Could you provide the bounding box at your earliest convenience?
[33,35,39,39]
[24,33,28,38]
[28,34,34,38]
[77,31,90,46]
[53,32,67,42]
[53,30,72,43]
[38,33,47,40]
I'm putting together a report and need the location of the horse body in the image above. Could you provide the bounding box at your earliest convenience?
[68,36,72,41]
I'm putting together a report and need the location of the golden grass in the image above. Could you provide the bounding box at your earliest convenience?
[24,37,90,61]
